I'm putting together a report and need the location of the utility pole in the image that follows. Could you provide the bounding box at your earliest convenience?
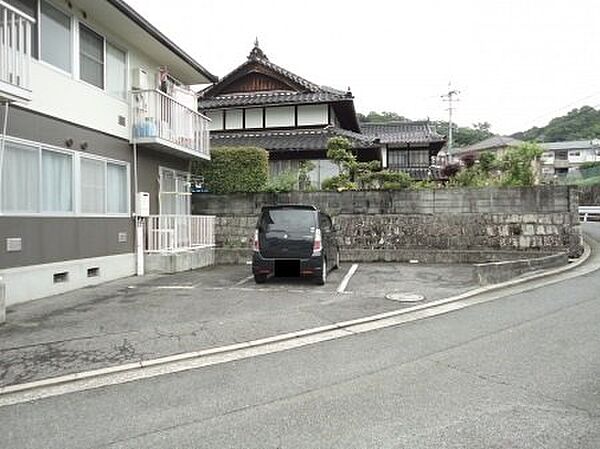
[441,85,460,160]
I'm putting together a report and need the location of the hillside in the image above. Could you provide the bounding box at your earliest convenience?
[512,106,600,142]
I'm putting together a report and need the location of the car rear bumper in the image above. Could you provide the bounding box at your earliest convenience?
[252,252,323,276]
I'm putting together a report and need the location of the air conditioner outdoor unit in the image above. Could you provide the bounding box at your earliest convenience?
[132,68,148,90]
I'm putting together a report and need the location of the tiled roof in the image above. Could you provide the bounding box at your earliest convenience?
[455,136,522,153]
[198,91,348,109]
[540,139,600,151]
[197,42,352,109]
[360,121,446,145]
[210,127,376,152]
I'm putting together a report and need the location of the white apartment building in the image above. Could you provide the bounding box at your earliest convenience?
[0,0,216,310]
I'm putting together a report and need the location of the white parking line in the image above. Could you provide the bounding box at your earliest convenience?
[337,263,359,294]
[233,275,254,287]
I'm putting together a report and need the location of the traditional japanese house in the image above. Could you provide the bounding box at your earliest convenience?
[197,42,379,188]
[360,122,446,179]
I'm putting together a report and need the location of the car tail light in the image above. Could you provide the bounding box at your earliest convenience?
[253,229,260,252]
[312,228,322,256]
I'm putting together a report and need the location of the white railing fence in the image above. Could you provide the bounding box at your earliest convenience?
[145,215,215,253]
[0,1,34,92]
[131,89,210,157]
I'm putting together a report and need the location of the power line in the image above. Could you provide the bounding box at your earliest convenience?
[523,90,600,127]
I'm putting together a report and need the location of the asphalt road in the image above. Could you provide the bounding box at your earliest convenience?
[2,229,600,448]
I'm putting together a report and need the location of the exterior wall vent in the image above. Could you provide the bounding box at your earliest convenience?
[53,272,69,284]
[87,267,100,278]
[118,115,126,127]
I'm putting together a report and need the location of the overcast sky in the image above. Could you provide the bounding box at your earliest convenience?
[126,0,600,135]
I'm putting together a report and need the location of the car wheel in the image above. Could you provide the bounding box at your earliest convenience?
[315,258,327,285]
[254,274,267,284]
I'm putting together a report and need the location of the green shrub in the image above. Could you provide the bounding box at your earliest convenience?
[321,175,357,191]
[359,170,413,189]
[478,151,499,174]
[449,167,491,187]
[382,181,407,190]
[499,142,543,187]
[263,170,298,193]
[412,179,437,189]
[193,147,268,194]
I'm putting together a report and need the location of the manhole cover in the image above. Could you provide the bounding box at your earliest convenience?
[385,292,426,303]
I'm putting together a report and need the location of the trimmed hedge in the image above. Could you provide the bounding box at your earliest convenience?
[194,147,269,194]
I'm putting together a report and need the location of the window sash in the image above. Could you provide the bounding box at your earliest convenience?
[0,141,39,213]
[80,157,106,214]
[41,149,73,212]
[79,23,105,89]
[40,1,72,73]
[159,168,190,215]
[107,162,128,214]
[106,43,126,100]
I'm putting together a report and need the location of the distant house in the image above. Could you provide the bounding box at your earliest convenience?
[360,122,446,179]
[540,140,600,178]
[198,42,446,186]
[453,136,523,160]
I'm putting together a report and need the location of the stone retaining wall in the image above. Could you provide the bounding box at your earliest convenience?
[193,186,583,263]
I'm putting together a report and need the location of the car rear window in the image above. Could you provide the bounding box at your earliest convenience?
[260,208,316,233]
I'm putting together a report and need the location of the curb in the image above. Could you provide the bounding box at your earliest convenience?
[0,240,594,398]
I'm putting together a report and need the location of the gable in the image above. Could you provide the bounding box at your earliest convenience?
[220,71,297,95]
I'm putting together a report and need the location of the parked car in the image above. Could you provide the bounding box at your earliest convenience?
[252,205,340,285]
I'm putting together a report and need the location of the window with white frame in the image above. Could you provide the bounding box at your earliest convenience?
[38,1,127,99]
[0,136,129,215]
[79,24,105,89]
[40,1,72,73]
[159,167,190,215]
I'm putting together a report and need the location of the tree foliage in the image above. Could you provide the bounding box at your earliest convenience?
[263,170,298,193]
[325,137,380,190]
[445,143,542,188]
[194,147,269,194]
[434,121,494,147]
[499,142,543,186]
[512,106,600,142]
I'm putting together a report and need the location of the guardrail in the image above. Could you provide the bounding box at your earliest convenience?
[579,206,600,222]
[145,215,215,253]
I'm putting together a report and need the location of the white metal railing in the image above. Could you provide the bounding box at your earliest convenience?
[131,89,210,157]
[145,215,215,253]
[0,1,34,95]
[579,206,600,222]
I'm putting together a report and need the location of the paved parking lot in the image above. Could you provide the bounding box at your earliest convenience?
[0,262,477,388]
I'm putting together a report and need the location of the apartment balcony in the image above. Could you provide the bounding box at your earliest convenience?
[0,1,35,103]
[553,159,570,169]
[131,89,210,160]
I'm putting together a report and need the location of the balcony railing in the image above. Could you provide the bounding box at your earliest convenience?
[131,89,210,159]
[145,215,215,253]
[0,1,35,102]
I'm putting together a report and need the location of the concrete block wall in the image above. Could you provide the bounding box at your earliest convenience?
[193,186,583,263]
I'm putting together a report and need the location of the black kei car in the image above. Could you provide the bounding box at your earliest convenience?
[252,205,340,285]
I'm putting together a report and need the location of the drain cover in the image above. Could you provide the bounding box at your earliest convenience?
[385,292,425,303]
